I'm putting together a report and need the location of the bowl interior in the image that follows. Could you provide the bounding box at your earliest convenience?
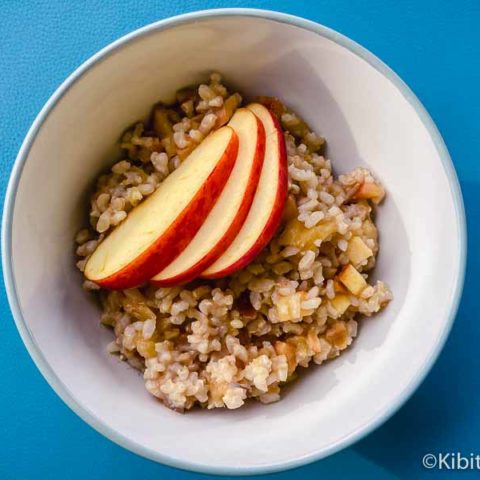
[6,13,463,473]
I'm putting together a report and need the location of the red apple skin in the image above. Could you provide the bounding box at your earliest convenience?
[202,110,288,280]
[93,132,239,289]
[151,116,266,287]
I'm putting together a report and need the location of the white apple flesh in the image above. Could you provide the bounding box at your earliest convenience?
[84,126,239,289]
[151,108,266,286]
[202,103,288,279]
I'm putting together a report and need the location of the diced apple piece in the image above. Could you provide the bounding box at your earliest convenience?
[360,217,378,241]
[333,279,349,294]
[202,103,288,279]
[337,264,367,295]
[325,321,350,349]
[346,236,373,267]
[273,291,316,322]
[352,182,385,204]
[136,339,158,359]
[275,294,301,322]
[84,126,239,289]
[274,341,297,373]
[151,109,265,286]
[279,218,337,250]
[275,292,306,322]
[276,297,290,322]
[330,294,351,315]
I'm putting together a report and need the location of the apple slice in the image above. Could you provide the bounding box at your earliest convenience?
[151,109,266,286]
[84,126,238,289]
[201,103,288,279]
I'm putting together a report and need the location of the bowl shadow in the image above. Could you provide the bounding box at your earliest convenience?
[352,178,473,478]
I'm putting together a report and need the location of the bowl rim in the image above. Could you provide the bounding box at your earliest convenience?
[1,7,467,476]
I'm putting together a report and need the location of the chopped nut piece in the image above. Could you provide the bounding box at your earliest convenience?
[176,87,197,104]
[161,134,177,157]
[254,96,286,118]
[153,106,174,138]
[214,93,242,127]
[234,292,257,320]
[282,194,298,222]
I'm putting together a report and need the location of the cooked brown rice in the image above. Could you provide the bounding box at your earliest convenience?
[75,73,392,411]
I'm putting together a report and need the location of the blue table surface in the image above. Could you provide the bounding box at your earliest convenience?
[1,1,479,479]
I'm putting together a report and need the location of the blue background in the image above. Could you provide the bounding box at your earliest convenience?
[1,1,479,479]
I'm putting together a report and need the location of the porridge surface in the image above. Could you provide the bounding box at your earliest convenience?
[75,73,391,411]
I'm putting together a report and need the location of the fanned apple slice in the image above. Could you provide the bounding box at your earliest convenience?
[84,126,238,289]
[202,103,288,279]
[151,108,266,286]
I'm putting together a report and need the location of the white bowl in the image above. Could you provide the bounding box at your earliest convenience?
[2,8,466,475]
